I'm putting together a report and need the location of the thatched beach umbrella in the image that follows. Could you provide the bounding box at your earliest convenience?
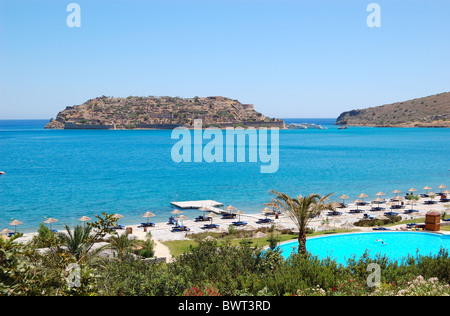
[206,212,217,225]
[328,201,341,210]
[177,215,188,226]
[373,197,384,205]
[392,190,402,196]
[112,214,124,227]
[392,195,404,205]
[141,211,155,224]
[375,192,386,197]
[338,194,349,205]
[0,228,13,235]
[224,205,237,212]
[78,216,91,227]
[261,208,274,219]
[422,186,432,194]
[427,192,437,202]
[171,209,183,217]
[437,185,447,193]
[9,219,23,233]
[235,210,245,222]
[408,188,418,193]
[198,206,210,217]
[353,199,363,210]
[357,193,369,202]
[43,217,59,231]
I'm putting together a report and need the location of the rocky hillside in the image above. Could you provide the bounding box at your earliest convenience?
[336,92,450,127]
[45,96,284,129]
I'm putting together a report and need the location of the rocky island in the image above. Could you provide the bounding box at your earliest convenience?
[45,95,285,130]
[336,92,450,128]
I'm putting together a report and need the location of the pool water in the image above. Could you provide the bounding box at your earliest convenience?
[278,232,450,264]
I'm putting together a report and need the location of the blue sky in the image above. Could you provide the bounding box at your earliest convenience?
[1,0,449,119]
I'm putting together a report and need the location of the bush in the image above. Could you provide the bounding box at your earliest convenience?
[354,216,402,227]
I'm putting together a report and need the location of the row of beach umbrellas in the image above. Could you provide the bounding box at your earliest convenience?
[0,212,155,236]
[337,185,448,204]
[3,185,446,235]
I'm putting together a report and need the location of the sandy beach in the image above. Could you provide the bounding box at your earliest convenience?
[10,193,450,261]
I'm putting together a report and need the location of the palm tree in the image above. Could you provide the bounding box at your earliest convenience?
[58,225,93,261]
[108,233,136,259]
[267,190,333,254]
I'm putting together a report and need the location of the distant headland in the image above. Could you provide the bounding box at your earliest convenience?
[336,92,450,128]
[44,96,285,130]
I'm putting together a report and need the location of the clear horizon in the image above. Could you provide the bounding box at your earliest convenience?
[1,0,449,119]
[0,117,338,121]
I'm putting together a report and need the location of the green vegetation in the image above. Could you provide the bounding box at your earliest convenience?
[336,91,450,127]
[1,211,449,296]
[45,95,285,129]
[354,216,402,227]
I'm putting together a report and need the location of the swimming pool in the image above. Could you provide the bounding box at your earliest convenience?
[278,232,450,264]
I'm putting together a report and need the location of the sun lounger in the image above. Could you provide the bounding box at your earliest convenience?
[328,211,342,216]
[195,216,211,222]
[107,225,125,230]
[232,221,248,226]
[404,209,419,214]
[203,224,219,229]
[442,219,450,222]
[171,225,190,232]
[372,227,391,231]
[222,213,236,219]
[256,218,274,224]
[349,209,363,214]
[370,207,385,211]
[384,212,399,216]
[140,222,155,228]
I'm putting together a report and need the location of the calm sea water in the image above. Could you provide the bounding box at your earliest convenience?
[1,119,449,232]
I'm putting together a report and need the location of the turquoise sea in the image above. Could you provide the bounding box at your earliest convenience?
[1,119,449,232]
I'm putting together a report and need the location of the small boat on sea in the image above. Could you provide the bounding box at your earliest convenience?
[0,171,5,175]
[288,123,327,130]
[338,125,348,130]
